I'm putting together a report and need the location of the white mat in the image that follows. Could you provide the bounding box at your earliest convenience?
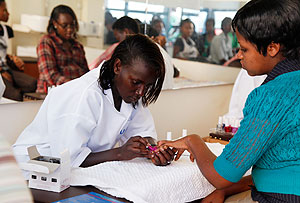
[70,143,225,203]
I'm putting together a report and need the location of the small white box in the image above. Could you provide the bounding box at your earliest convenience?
[20,14,49,33]
[20,146,70,193]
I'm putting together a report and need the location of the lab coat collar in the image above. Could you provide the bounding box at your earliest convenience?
[103,88,134,117]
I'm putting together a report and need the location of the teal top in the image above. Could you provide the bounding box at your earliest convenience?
[214,70,300,196]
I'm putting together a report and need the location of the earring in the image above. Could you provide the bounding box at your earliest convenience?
[54,26,57,29]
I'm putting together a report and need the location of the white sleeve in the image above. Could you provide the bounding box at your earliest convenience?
[49,114,96,167]
[119,105,157,145]
[0,75,5,98]
[47,89,100,167]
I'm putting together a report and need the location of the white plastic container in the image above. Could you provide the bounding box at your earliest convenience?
[20,14,49,33]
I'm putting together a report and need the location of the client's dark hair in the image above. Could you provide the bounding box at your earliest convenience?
[232,0,300,59]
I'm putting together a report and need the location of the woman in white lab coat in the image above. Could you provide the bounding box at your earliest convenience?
[13,34,174,175]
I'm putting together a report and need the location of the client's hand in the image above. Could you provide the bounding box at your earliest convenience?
[158,135,199,162]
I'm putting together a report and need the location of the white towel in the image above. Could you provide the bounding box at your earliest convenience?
[70,143,226,203]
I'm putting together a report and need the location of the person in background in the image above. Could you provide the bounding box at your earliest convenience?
[136,18,167,51]
[209,17,233,65]
[197,18,215,58]
[173,18,199,61]
[36,5,89,93]
[89,16,175,90]
[151,18,165,37]
[89,16,139,70]
[159,0,300,202]
[0,0,36,101]
[229,31,239,54]
[137,19,179,78]
[0,134,33,202]
[13,35,175,179]
[104,11,117,45]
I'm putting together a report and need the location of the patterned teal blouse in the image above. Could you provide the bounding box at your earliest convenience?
[214,67,300,196]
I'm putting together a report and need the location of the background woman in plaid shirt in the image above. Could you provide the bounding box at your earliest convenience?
[36,5,89,93]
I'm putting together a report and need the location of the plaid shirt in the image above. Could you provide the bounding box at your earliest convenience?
[36,32,89,93]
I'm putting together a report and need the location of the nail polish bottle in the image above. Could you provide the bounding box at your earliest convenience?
[224,118,232,133]
[216,116,223,133]
[231,119,240,135]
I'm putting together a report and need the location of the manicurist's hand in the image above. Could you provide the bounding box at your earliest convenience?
[118,136,149,161]
[149,145,177,166]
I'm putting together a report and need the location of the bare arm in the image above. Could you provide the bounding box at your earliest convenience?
[201,175,253,203]
[158,134,233,189]
[80,136,174,167]
[80,136,149,167]
[185,134,232,189]
[173,45,181,58]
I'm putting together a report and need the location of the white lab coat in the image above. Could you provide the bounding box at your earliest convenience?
[225,69,267,119]
[13,67,157,168]
[157,43,174,90]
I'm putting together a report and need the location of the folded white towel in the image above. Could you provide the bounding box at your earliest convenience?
[70,143,226,203]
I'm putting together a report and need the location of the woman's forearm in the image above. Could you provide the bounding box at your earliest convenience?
[186,134,233,189]
[222,175,253,197]
[80,148,121,167]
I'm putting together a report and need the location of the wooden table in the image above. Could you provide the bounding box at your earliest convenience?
[203,136,229,145]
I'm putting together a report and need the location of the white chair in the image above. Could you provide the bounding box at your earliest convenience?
[0,100,43,145]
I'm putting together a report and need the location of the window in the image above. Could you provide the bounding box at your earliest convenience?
[110,10,125,19]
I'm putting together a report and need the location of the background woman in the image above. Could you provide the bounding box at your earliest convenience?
[36,5,89,93]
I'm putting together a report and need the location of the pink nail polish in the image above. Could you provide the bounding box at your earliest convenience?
[146,145,157,152]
